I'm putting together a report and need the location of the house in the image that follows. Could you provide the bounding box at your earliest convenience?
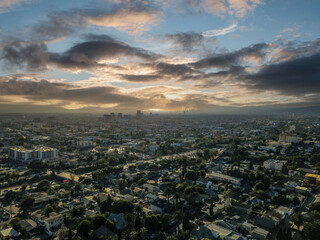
[146,193,158,201]
[255,216,276,230]
[195,223,244,240]
[67,199,83,210]
[276,206,294,219]
[205,189,218,199]
[83,196,96,207]
[85,209,96,217]
[0,228,20,239]
[37,212,64,230]
[20,219,37,236]
[93,226,118,240]
[240,221,256,232]
[150,198,172,213]
[295,186,311,195]
[234,202,252,215]
[251,227,270,239]
[191,225,215,239]
[143,183,160,193]
[248,196,263,205]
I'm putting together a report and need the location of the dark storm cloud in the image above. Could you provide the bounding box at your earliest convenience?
[0,78,138,105]
[117,61,203,83]
[1,35,160,71]
[154,62,200,76]
[1,41,48,71]
[0,78,220,112]
[271,38,320,63]
[49,38,159,70]
[166,32,205,51]
[192,43,268,69]
[119,74,162,82]
[243,52,320,95]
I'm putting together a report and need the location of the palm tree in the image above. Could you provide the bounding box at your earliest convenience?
[223,189,232,209]
[174,209,183,231]
[129,230,139,240]
[140,227,148,240]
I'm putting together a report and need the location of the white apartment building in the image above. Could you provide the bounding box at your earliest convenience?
[263,159,287,171]
[279,132,301,143]
[77,140,95,148]
[207,172,242,186]
[8,146,57,161]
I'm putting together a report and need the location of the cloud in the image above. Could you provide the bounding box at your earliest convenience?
[0,0,32,12]
[1,35,160,72]
[31,11,85,41]
[0,77,220,112]
[243,52,320,95]
[1,41,48,71]
[203,23,238,37]
[166,32,205,51]
[270,38,320,63]
[28,1,162,41]
[191,42,268,69]
[177,0,261,18]
[227,0,262,18]
[84,7,161,35]
[0,78,138,106]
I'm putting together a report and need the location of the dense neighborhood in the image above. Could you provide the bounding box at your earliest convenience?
[1,113,320,240]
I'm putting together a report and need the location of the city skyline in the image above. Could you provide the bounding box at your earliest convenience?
[0,0,319,113]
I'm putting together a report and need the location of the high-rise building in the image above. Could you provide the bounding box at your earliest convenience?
[137,110,143,118]
[118,113,123,119]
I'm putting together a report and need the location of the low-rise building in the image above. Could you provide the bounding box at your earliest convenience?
[263,159,287,171]
[304,173,320,185]
[207,172,242,186]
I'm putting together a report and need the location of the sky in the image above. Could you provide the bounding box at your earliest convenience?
[0,0,319,114]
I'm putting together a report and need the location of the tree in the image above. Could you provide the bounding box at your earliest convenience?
[100,195,113,213]
[112,200,134,214]
[36,179,50,192]
[77,219,92,237]
[309,210,320,223]
[182,213,190,231]
[145,214,160,231]
[204,149,210,160]
[134,215,142,230]
[20,196,35,211]
[292,213,304,231]
[106,219,115,232]
[92,214,107,230]
[223,190,232,209]
[74,184,82,193]
[302,222,320,240]
[209,203,214,216]
[254,182,266,191]
[164,185,174,202]
[45,204,54,214]
[140,227,148,240]
[21,183,27,191]
[129,230,139,240]
[185,170,198,181]
[255,190,266,200]
[28,160,47,172]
